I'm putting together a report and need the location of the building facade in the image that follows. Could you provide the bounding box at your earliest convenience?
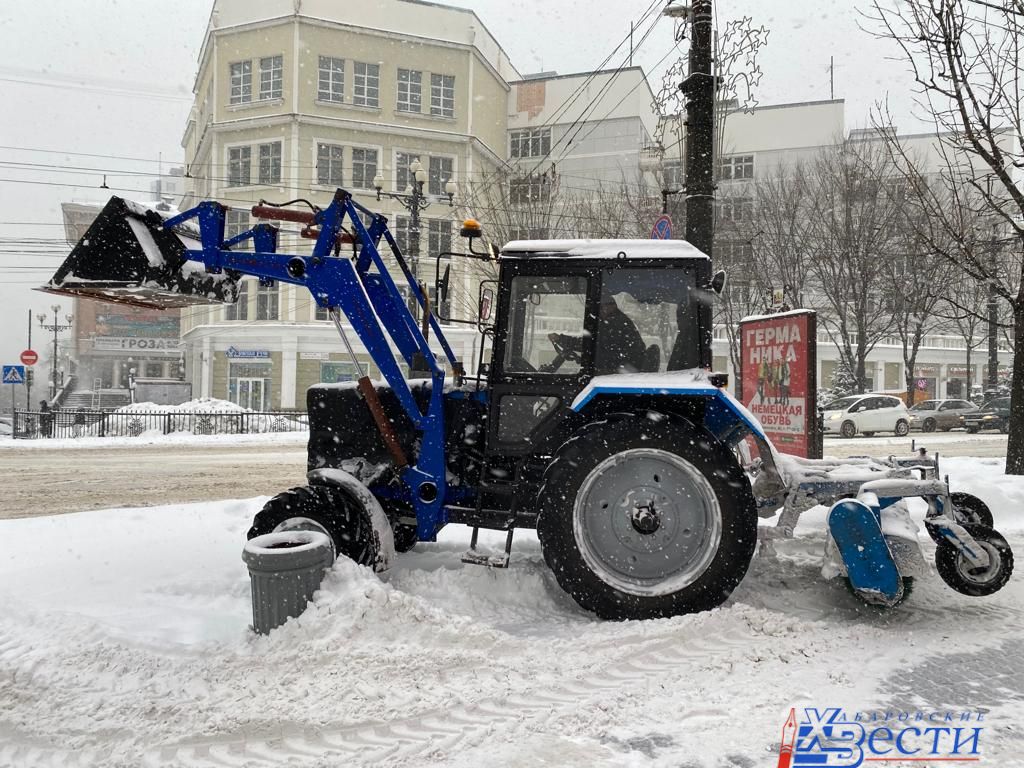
[178,0,516,409]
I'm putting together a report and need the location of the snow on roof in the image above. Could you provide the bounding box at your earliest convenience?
[501,239,709,260]
[740,308,816,323]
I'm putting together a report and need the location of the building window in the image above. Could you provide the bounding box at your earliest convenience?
[664,160,684,189]
[320,361,358,383]
[719,196,754,223]
[229,61,252,104]
[315,304,330,321]
[718,239,753,266]
[509,226,549,240]
[225,279,249,321]
[351,148,378,190]
[510,175,550,205]
[259,55,283,101]
[227,146,251,187]
[256,282,279,320]
[316,143,344,187]
[395,152,417,192]
[719,154,754,181]
[397,68,422,113]
[430,73,455,118]
[353,62,380,107]
[428,156,453,196]
[510,128,551,159]
[394,215,411,253]
[318,56,344,102]
[225,209,250,246]
[258,142,282,185]
[428,219,452,256]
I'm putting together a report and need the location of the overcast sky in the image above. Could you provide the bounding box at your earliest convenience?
[0,0,918,369]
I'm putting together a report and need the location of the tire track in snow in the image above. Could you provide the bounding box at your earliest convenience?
[0,618,752,768]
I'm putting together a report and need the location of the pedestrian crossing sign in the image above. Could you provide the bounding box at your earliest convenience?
[2,365,26,384]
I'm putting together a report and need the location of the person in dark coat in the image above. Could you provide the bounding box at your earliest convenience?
[38,400,52,438]
[549,296,646,375]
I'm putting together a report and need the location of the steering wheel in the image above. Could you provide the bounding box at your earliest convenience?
[549,333,582,363]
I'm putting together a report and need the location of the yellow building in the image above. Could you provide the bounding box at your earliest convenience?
[179,0,517,409]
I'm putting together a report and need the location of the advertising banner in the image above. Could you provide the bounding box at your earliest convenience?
[740,310,818,458]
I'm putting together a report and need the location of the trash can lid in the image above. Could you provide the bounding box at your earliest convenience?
[243,530,334,571]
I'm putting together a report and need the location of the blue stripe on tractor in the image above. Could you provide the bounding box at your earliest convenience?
[571,385,768,442]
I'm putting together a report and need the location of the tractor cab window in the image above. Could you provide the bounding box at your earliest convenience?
[600,268,699,374]
[504,275,589,374]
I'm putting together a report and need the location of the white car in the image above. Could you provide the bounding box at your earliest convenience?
[822,394,911,438]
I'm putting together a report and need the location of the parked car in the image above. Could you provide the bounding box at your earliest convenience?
[908,398,978,432]
[822,394,911,438]
[0,416,11,437]
[962,397,1011,434]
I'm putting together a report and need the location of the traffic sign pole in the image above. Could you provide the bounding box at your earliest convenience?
[26,310,31,411]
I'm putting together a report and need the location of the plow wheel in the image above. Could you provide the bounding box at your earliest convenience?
[249,485,384,569]
[537,417,757,620]
[936,523,1014,597]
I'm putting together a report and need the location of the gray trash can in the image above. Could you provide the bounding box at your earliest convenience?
[242,530,334,635]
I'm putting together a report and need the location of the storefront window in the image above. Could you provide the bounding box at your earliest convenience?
[320,361,358,383]
[228,361,272,410]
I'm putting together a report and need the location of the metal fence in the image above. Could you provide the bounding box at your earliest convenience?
[12,409,309,440]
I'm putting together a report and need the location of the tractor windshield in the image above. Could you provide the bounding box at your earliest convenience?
[600,268,700,373]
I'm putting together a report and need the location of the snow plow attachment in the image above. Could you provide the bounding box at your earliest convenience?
[40,196,239,310]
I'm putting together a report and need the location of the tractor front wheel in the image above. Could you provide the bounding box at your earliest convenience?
[249,485,383,569]
[537,417,758,620]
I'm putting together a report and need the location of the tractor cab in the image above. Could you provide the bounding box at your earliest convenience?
[484,239,715,457]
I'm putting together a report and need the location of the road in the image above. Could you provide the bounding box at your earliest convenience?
[823,431,1009,459]
[0,441,308,520]
[0,432,1009,520]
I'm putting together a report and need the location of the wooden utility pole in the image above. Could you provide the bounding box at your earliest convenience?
[682,0,716,367]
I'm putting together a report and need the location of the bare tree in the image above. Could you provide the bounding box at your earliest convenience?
[868,0,1024,472]
[885,231,953,405]
[943,276,990,398]
[804,138,906,393]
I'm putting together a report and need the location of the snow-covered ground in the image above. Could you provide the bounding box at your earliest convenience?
[1,458,1023,767]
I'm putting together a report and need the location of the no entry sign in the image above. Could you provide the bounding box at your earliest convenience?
[20,349,38,366]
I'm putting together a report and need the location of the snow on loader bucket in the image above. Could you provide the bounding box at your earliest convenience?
[40,196,239,309]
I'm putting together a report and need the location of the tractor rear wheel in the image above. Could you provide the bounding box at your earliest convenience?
[249,485,381,569]
[537,417,758,620]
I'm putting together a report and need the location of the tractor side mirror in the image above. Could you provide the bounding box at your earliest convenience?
[438,264,451,304]
[710,270,727,295]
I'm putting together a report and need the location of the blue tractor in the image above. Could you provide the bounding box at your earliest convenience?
[45,189,1013,618]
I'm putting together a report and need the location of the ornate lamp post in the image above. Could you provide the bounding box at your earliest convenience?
[373,159,457,315]
[37,305,73,401]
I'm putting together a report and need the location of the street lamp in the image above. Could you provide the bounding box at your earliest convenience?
[373,158,457,314]
[639,147,684,215]
[37,305,73,401]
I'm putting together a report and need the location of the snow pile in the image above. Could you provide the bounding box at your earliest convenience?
[0,458,1022,766]
[89,397,307,437]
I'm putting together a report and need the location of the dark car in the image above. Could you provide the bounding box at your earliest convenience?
[908,398,978,432]
[963,397,1011,433]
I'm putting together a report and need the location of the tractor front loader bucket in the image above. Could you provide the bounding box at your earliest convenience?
[40,196,238,310]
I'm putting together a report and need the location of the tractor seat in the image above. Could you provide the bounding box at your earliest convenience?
[642,344,661,373]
